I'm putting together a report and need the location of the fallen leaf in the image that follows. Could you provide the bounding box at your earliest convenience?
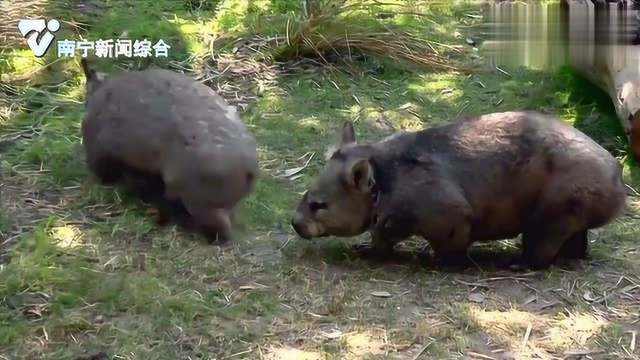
[307,311,325,318]
[468,293,485,303]
[583,291,597,302]
[281,152,315,178]
[282,167,305,177]
[323,330,343,339]
[371,291,391,298]
[397,102,412,110]
[522,294,537,306]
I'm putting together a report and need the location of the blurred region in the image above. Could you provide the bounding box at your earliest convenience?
[481,1,640,70]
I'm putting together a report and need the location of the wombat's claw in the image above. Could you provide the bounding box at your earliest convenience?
[206,231,233,248]
[508,263,527,272]
[351,243,369,252]
[553,258,588,271]
[156,217,170,227]
[145,207,169,226]
[434,255,469,270]
[415,251,432,263]
[350,243,390,259]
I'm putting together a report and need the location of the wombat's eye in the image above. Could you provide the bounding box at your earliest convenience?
[309,201,327,212]
[371,213,379,225]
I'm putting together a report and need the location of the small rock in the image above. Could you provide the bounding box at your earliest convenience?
[468,293,486,303]
[76,352,107,360]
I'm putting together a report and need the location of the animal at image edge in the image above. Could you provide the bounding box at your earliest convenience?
[291,111,628,270]
[79,58,259,245]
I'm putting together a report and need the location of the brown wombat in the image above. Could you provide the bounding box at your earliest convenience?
[291,111,627,270]
[80,58,259,245]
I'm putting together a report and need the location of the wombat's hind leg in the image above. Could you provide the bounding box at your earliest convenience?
[164,199,194,228]
[557,229,589,260]
[521,221,575,270]
[521,185,590,270]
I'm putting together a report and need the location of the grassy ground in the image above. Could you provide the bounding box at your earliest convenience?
[1,0,640,359]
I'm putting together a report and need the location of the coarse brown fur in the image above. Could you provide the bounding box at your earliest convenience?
[80,58,258,245]
[291,111,627,270]
[630,110,640,159]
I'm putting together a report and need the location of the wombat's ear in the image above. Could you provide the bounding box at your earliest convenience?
[325,121,357,159]
[80,58,97,81]
[324,144,339,160]
[347,158,371,192]
[340,121,356,147]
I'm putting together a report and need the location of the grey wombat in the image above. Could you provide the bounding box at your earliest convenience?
[291,111,627,270]
[80,58,258,245]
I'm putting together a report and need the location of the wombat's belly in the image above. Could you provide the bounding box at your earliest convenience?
[469,199,529,242]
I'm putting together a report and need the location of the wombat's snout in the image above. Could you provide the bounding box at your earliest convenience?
[291,211,327,239]
[290,219,311,240]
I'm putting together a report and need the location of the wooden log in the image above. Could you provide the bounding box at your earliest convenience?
[485,0,640,157]
[564,0,640,158]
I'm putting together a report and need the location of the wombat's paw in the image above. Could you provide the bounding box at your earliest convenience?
[155,216,171,227]
[200,227,233,247]
[215,238,234,248]
[350,243,391,259]
[508,263,528,272]
[519,253,554,272]
[415,250,433,264]
[434,255,469,271]
[554,258,588,271]
[145,207,170,226]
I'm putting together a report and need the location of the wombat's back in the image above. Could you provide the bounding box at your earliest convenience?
[82,68,256,176]
[370,110,624,241]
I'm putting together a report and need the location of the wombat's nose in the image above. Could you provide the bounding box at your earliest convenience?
[290,219,309,239]
[291,219,301,234]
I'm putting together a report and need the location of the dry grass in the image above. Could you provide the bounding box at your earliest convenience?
[207,0,479,73]
[0,0,52,48]
[271,0,472,71]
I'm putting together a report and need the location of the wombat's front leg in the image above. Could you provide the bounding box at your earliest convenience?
[429,222,472,270]
[155,198,194,228]
[195,208,233,246]
[183,200,234,246]
[351,231,397,259]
